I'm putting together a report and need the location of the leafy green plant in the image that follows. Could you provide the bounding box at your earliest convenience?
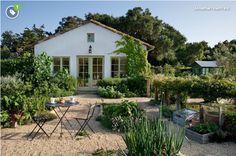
[153,75,236,103]
[97,77,146,97]
[97,86,124,98]
[162,105,175,119]
[34,111,57,121]
[192,122,219,134]
[124,117,184,156]
[115,37,151,78]
[100,101,143,131]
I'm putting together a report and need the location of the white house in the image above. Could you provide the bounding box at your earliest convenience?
[34,20,154,90]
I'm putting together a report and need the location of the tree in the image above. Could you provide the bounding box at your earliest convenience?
[54,16,83,34]
[115,37,151,78]
[85,7,186,66]
[176,41,208,66]
[1,25,48,55]
[1,31,19,52]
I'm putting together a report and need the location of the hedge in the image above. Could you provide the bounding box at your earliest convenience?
[97,77,147,98]
[153,75,236,102]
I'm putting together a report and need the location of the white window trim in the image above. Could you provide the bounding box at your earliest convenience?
[87,33,95,43]
[111,57,127,78]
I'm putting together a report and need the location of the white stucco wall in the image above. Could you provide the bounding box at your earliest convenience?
[34,23,126,78]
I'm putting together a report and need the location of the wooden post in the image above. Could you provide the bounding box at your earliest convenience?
[219,106,223,128]
[199,104,204,123]
[146,79,151,97]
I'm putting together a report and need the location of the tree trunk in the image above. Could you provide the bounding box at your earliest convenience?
[165,91,170,105]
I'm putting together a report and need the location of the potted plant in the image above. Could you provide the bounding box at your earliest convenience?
[58,97,65,104]
[186,122,219,144]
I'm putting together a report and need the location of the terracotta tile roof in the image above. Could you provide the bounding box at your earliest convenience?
[36,19,154,50]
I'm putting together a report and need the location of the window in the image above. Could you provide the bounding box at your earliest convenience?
[87,33,95,42]
[111,57,127,78]
[53,57,70,73]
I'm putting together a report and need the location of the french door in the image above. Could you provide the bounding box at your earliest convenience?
[78,56,104,89]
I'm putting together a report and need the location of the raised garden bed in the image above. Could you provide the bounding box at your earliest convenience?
[185,128,214,144]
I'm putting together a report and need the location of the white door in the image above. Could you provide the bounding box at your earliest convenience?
[77,56,104,89]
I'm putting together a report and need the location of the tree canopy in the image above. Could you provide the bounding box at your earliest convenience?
[1,7,235,77]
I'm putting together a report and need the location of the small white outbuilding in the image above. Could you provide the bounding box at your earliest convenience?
[34,20,153,90]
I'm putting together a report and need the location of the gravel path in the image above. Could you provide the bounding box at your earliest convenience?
[1,95,236,156]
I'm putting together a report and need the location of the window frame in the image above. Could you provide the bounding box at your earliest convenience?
[53,57,70,73]
[87,33,95,42]
[111,57,127,78]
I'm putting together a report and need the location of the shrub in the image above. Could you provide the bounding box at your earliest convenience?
[125,77,146,96]
[97,77,146,98]
[100,101,143,131]
[162,105,175,119]
[97,78,123,87]
[124,117,184,156]
[97,86,124,98]
[34,111,57,121]
[153,75,236,103]
[1,76,32,126]
[0,53,77,127]
[192,122,219,134]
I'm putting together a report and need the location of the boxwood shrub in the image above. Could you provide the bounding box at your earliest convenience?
[97,77,146,98]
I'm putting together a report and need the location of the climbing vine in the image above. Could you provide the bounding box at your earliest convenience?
[114,37,151,78]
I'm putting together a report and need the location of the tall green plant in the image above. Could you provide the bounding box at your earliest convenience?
[115,37,151,78]
[124,118,184,156]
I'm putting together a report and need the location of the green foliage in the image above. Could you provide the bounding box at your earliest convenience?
[153,75,236,102]
[192,122,219,134]
[97,77,146,98]
[100,101,143,131]
[163,64,176,76]
[0,110,10,127]
[162,105,175,119]
[0,53,34,77]
[124,117,184,156]
[1,25,47,55]
[0,53,76,127]
[31,52,52,86]
[176,41,207,66]
[92,148,116,156]
[97,86,124,98]
[115,37,151,78]
[34,111,57,121]
[53,69,77,90]
[97,78,123,87]
[86,7,187,66]
[55,16,83,34]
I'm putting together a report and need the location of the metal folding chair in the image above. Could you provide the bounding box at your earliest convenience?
[28,116,49,140]
[74,104,96,136]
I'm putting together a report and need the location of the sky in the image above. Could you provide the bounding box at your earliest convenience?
[1,1,236,47]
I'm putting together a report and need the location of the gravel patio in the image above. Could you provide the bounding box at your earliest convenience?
[1,94,236,156]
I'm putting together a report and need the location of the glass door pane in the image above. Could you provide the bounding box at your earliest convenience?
[92,57,103,87]
[78,57,89,87]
